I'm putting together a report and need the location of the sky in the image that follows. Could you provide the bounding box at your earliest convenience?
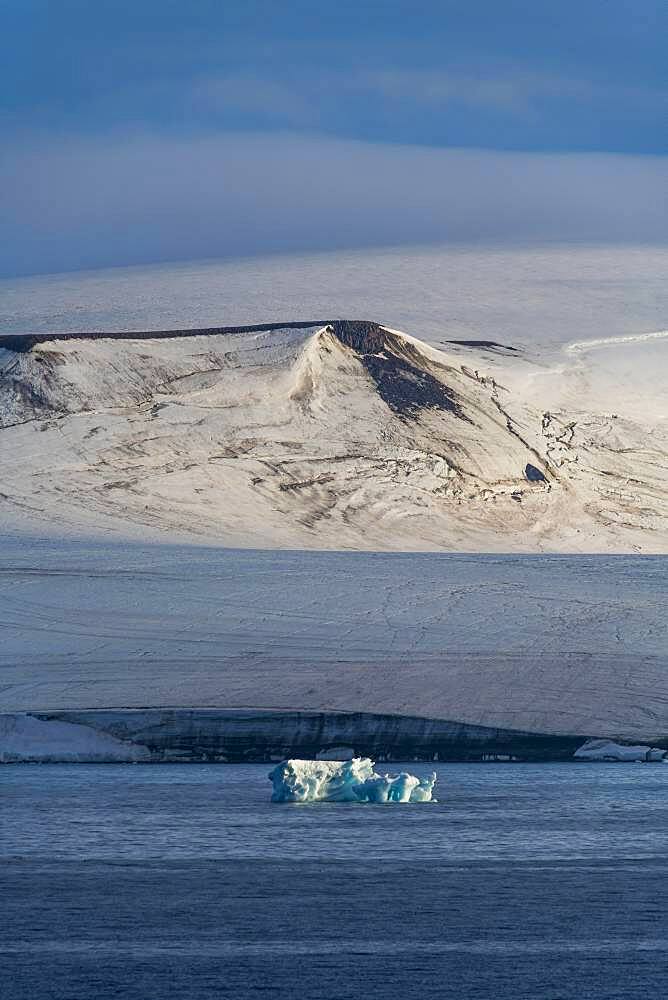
[1,0,667,277]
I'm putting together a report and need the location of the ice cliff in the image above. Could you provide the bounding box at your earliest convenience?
[268,758,437,803]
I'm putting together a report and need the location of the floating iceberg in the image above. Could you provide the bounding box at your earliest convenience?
[574,738,668,762]
[268,758,436,803]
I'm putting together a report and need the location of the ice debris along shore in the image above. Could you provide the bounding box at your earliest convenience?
[574,739,668,762]
[269,758,437,803]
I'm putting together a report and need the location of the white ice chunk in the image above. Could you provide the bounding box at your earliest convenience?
[574,738,668,762]
[0,713,151,763]
[268,758,436,803]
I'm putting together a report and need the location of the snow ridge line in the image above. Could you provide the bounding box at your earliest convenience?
[566,330,668,353]
[0,321,333,353]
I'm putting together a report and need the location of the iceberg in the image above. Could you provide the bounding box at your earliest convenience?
[268,757,437,803]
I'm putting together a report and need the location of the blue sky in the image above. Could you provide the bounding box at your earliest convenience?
[1,1,667,276]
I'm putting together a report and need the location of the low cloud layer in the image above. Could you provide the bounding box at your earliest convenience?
[3,132,667,277]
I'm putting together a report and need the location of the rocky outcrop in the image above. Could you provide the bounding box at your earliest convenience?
[0,321,325,354]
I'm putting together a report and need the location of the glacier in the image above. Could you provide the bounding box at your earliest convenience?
[268,758,437,803]
[1,539,667,762]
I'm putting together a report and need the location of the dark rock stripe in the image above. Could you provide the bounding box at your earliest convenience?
[0,322,329,353]
[32,709,588,763]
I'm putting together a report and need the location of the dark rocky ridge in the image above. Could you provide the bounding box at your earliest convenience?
[0,321,328,354]
[327,320,389,354]
[0,320,395,354]
[1,319,398,355]
[0,319,474,423]
[29,709,589,763]
[327,321,470,420]
[447,339,519,353]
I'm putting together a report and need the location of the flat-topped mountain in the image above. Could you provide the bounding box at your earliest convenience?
[1,320,666,551]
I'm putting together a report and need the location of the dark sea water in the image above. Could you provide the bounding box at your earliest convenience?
[2,763,668,999]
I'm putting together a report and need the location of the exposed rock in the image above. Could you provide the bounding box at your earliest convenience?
[0,709,588,764]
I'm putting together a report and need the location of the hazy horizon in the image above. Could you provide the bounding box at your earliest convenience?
[2,243,667,352]
[2,1,666,278]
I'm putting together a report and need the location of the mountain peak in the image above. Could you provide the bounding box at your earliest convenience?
[0,320,666,552]
[323,321,469,421]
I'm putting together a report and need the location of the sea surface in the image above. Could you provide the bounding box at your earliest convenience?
[2,763,668,999]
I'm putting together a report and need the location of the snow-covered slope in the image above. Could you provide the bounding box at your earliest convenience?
[1,321,666,551]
